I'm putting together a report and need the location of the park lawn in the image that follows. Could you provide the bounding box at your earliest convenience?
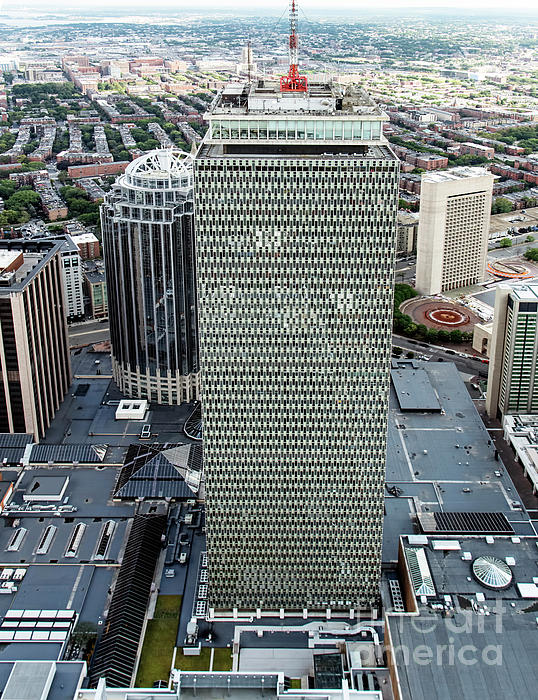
[135,595,182,688]
[175,646,211,671]
[212,647,233,671]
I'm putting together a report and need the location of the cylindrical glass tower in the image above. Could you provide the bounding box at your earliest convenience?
[101,149,199,404]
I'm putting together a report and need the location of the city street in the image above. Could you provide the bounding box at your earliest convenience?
[69,318,110,346]
[393,333,488,377]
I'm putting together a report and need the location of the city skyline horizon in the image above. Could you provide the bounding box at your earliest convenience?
[2,0,538,18]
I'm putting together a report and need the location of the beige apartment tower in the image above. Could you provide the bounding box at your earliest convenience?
[0,241,71,441]
[415,167,493,295]
[486,284,538,418]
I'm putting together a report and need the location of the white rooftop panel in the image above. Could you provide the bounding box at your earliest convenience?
[31,630,50,640]
[517,583,538,598]
[13,630,32,640]
[407,535,429,545]
[49,630,68,641]
[432,540,461,551]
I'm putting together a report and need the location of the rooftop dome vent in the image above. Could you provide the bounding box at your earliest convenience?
[472,555,513,590]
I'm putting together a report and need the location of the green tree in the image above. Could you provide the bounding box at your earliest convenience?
[449,330,463,343]
[5,189,40,211]
[499,237,513,248]
[437,329,450,342]
[491,198,512,214]
[526,235,535,242]
[524,248,538,262]
[415,324,428,339]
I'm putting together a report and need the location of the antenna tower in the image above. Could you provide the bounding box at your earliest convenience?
[280,1,307,92]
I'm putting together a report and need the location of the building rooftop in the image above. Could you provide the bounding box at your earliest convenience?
[390,364,441,412]
[422,166,491,184]
[209,79,386,118]
[383,360,533,562]
[0,240,63,293]
[503,283,538,302]
[197,143,398,161]
[0,660,85,700]
[387,534,538,700]
[123,149,193,189]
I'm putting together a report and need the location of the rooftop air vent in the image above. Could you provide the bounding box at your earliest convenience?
[472,555,513,590]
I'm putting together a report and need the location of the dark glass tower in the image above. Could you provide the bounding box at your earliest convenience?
[101,150,199,404]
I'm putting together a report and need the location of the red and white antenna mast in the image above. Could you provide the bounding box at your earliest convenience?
[280,0,307,92]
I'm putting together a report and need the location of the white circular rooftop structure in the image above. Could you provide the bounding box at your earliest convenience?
[472,555,513,590]
[124,149,193,190]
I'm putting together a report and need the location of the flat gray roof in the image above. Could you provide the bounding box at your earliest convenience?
[383,361,532,562]
[391,365,441,411]
[2,661,54,700]
[25,477,67,498]
[388,535,538,700]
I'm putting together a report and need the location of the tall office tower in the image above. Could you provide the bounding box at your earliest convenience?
[194,9,399,613]
[0,240,71,441]
[101,150,199,405]
[415,167,494,296]
[486,284,538,418]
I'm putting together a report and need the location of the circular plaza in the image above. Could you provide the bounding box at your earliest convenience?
[400,297,481,332]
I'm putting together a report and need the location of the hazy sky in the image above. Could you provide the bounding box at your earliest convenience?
[2,0,536,12]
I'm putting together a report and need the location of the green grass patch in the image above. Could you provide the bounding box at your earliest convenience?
[290,679,302,689]
[175,646,211,671]
[212,647,233,671]
[135,595,182,688]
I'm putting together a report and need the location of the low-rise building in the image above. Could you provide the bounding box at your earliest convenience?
[71,231,100,260]
[67,161,129,178]
[460,141,495,159]
[472,320,492,356]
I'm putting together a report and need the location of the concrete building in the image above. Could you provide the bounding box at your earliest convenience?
[415,167,494,295]
[486,284,538,417]
[101,150,199,404]
[472,320,493,356]
[57,236,84,321]
[0,240,71,440]
[396,211,419,256]
[194,79,399,614]
[83,261,107,318]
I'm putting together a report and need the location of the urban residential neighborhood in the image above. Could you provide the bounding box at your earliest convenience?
[0,2,536,699]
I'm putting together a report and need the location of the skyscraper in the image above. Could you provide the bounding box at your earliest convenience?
[194,41,399,611]
[101,150,199,405]
[0,240,71,441]
[415,167,493,296]
[486,284,538,418]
